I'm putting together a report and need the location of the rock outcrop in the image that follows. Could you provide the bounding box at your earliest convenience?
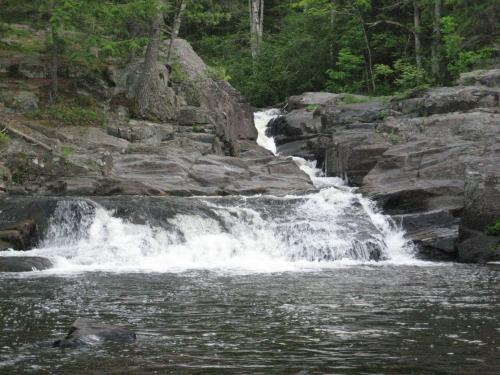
[0,38,313,197]
[272,70,500,262]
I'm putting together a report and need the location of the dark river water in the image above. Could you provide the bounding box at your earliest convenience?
[1,264,499,374]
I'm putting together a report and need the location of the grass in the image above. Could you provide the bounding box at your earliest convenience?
[0,24,44,54]
[379,109,390,119]
[26,99,106,127]
[341,94,371,104]
[192,124,204,133]
[0,129,10,145]
[61,146,74,158]
[388,129,400,145]
[340,94,392,105]
[170,61,188,84]
[0,128,10,145]
[207,65,231,82]
[486,220,500,236]
[305,104,319,112]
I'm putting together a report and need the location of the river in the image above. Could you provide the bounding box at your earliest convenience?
[0,110,498,374]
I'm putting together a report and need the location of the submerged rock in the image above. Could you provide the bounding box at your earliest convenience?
[0,256,52,272]
[53,319,136,348]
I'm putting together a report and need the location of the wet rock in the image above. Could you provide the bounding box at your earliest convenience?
[0,256,52,272]
[394,210,460,260]
[53,319,136,348]
[325,130,390,186]
[457,229,500,263]
[0,219,37,250]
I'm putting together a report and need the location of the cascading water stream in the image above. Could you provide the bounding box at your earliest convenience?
[0,110,417,273]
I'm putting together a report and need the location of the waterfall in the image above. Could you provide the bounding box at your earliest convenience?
[0,110,417,273]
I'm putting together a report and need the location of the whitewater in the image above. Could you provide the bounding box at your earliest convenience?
[0,110,419,273]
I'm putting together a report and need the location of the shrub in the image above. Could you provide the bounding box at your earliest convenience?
[394,59,427,91]
[441,16,492,79]
[325,48,365,93]
[207,65,231,81]
[486,220,500,236]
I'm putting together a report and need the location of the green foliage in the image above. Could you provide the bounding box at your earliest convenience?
[341,94,371,104]
[191,124,203,133]
[305,104,319,112]
[486,220,500,236]
[394,59,427,91]
[379,109,389,119]
[27,99,106,127]
[388,129,400,145]
[441,16,492,79]
[207,65,231,81]
[0,0,498,108]
[326,48,365,93]
[0,129,10,145]
[170,61,188,84]
[61,146,74,158]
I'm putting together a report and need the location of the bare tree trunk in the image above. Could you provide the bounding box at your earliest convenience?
[134,11,162,118]
[431,0,442,82]
[49,27,59,103]
[413,1,422,72]
[166,0,187,64]
[249,0,264,59]
[356,9,375,92]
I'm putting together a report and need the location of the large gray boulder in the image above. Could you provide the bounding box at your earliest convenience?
[170,39,257,151]
[111,59,182,122]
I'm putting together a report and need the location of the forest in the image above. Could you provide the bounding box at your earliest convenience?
[0,0,498,106]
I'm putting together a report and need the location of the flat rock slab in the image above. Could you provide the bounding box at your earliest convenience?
[54,319,136,348]
[0,256,52,272]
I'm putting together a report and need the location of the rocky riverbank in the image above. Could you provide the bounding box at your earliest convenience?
[0,37,312,198]
[267,69,500,262]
